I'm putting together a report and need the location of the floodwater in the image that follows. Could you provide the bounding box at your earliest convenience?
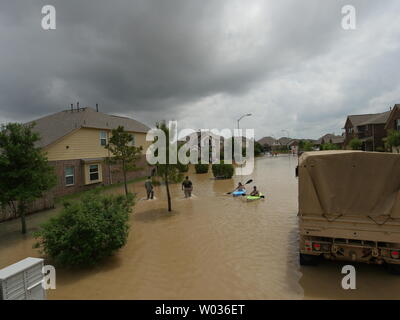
[1,155,400,299]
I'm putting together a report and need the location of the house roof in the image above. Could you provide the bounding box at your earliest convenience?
[357,111,390,126]
[346,111,390,132]
[318,133,344,145]
[257,136,277,146]
[278,137,291,146]
[27,107,150,148]
[331,136,345,144]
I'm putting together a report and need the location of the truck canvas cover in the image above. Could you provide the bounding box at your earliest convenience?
[298,151,400,218]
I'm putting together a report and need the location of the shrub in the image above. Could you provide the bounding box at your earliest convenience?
[34,191,134,267]
[387,130,400,153]
[212,162,234,179]
[303,141,314,151]
[349,138,363,150]
[254,142,263,156]
[321,143,339,150]
[177,162,189,173]
[194,163,209,174]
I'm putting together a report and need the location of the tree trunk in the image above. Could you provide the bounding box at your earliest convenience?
[19,202,27,234]
[122,160,128,196]
[165,165,171,212]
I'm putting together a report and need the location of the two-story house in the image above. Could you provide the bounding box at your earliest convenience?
[29,106,152,197]
[343,110,390,151]
[385,104,400,132]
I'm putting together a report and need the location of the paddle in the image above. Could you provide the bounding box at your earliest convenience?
[227,179,253,194]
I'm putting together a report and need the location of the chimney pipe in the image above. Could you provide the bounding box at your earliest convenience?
[96,103,99,112]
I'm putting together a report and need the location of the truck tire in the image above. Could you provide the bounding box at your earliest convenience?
[386,264,400,275]
[299,253,319,266]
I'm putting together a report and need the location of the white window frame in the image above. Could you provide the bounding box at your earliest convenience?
[100,131,107,146]
[89,164,100,182]
[65,166,75,186]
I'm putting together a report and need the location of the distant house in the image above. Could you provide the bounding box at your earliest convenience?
[317,133,345,149]
[278,137,291,147]
[180,130,226,162]
[29,106,152,197]
[257,136,279,151]
[343,110,390,151]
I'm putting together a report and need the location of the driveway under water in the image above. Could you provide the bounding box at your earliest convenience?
[1,155,399,299]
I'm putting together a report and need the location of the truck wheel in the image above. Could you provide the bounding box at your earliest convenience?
[386,264,400,275]
[300,253,319,266]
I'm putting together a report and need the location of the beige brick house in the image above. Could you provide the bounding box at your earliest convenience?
[30,106,152,197]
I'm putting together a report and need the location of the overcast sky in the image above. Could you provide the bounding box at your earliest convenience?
[0,0,399,139]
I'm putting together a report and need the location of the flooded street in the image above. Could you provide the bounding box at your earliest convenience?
[1,155,400,299]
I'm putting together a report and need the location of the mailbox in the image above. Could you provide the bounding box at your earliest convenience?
[0,257,45,300]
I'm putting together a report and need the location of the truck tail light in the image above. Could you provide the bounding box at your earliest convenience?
[313,243,321,251]
[391,250,399,259]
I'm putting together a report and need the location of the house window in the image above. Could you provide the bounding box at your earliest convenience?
[396,119,400,131]
[89,164,99,181]
[65,166,75,186]
[129,134,135,147]
[100,131,107,146]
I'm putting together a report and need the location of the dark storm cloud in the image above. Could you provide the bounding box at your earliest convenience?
[0,0,398,139]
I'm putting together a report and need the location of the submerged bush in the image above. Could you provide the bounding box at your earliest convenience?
[34,191,134,267]
[212,162,234,179]
[194,163,209,174]
[177,162,189,173]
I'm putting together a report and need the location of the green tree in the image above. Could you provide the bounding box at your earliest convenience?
[349,138,363,150]
[105,126,142,196]
[386,130,400,153]
[254,142,263,156]
[303,141,314,151]
[321,142,339,150]
[34,191,134,267]
[154,121,183,212]
[0,123,56,234]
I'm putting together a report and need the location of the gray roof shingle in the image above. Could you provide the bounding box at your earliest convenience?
[27,107,150,148]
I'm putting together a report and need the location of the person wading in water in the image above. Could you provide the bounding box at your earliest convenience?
[182,176,193,198]
[145,176,154,200]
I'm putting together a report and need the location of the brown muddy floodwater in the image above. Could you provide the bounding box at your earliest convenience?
[1,155,400,299]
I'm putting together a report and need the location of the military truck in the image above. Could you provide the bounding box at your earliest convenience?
[298,151,400,274]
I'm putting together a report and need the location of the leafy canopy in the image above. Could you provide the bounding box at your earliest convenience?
[0,122,56,205]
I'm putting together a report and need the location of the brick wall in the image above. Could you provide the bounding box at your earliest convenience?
[50,155,152,198]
